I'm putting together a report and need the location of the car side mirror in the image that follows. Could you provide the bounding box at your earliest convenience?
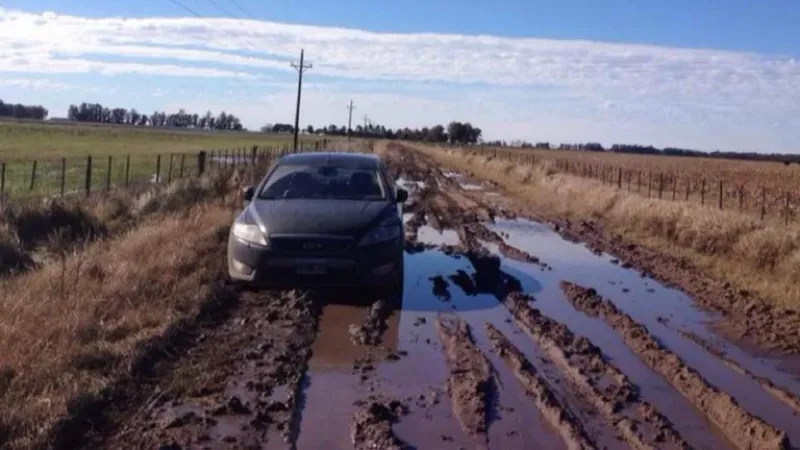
[243,186,255,202]
[395,188,408,204]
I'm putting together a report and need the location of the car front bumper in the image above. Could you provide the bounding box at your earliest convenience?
[227,234,403,288]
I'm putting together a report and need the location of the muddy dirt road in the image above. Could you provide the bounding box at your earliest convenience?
[64,144,800,449]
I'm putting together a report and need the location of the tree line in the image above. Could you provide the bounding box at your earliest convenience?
[0,99,49,120]
[66,103,244,130]
[263,121,482,145]
[485,140,800,164]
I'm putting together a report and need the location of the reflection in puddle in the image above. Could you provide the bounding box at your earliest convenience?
[396,177,426,192]
[416,226,460,246]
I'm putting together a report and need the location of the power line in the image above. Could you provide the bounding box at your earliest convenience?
[204,0,236,18]
[224,0,254,18]
[291,49,313,152]
[166,0,202,17]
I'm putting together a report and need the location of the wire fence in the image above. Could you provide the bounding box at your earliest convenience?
[467,147,799,226]
[0,140,331,205]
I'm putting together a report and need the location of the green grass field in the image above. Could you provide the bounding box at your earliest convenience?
[0,120,344,198]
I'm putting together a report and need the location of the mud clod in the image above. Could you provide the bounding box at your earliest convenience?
[351,398,410,450]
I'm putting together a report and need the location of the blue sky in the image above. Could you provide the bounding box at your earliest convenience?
[1,0,799,152]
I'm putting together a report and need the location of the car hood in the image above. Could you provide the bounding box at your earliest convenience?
[249,199,391,235]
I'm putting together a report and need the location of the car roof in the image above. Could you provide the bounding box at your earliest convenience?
[277,152,381,169]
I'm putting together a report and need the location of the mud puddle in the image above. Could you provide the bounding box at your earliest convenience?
[478,244,728,449]
[297,244,568,448]
[460,182,485,191]
[490,218,800,387]
[416,226,460,247]
[396,177,426,192]
[484,217,800,447]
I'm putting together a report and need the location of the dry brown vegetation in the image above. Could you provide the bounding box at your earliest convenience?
[0,166,255,449]
[475,146,800,223]
[415,144,800,311]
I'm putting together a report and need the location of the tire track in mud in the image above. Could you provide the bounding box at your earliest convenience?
[501,292,690,450]
[435,316,494,444]
[483,323,597,450]
[672,328,800,416]
[100,289,322,450]
[560,282,791,450]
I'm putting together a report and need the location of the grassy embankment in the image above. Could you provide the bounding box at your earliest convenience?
[0,161,257,449]
[415,144,800,311]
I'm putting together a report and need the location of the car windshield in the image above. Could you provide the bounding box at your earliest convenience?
[258,164,387,201]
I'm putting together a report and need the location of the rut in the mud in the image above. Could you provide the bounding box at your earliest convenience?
[551,218,800,356]
[560,282,791,450]
[501,292,690,450]
[97,289,322,450]
[484,323,597,450]
[435,316,493,441]
[673,328,800,416]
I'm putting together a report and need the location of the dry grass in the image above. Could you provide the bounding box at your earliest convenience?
[466,145,800,223]
[0,202,235,448]
[416,145,800,311]
[0,166,244,278]
[0,162,262,448]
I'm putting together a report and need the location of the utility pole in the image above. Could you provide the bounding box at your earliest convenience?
[291,49,312,152]
[347,100,356,142]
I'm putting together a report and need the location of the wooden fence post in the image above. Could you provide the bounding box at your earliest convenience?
[251,146,258,165]
[701,179,706,205]
[1,161,5,196]
[658,173,663,199]
[686,178,690,201]
[60,158,66,196]
[180,154,186,178]
[85,155,92,196]
[761,187,766,221]
[155,154,161,184]
[198,151,207,176]
[672,175,676,201]
[648,172,652,198]
[167,154,174,184]
[718,180,723,209]
[106,156,112,191]
[617,167,622,189]
[125,155,130,187]
[29,160,37,191]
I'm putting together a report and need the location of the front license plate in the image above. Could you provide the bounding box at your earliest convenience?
[296,262,327,275]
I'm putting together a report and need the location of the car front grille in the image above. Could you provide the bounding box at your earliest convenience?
[269,237,352,253]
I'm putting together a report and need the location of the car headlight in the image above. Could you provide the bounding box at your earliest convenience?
[359,217,402,246]
[232,210,268,246]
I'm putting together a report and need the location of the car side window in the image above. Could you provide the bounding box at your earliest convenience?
[380,165,396,199]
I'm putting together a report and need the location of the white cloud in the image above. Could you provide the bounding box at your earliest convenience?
[0,78,69,91]
[1,7,799,151]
